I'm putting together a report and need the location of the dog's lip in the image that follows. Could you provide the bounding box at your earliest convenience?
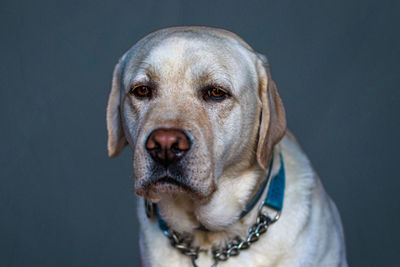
[154,176,186,187]
[138,175,194,193]
[135,175,213,203]
[151,175,196,192]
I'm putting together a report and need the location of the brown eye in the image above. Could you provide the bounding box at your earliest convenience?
[130,86,152,98]
[207,87,228,101]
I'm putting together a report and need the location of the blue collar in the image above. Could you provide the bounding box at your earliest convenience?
[264,153,285,211]
[146,153,285,233]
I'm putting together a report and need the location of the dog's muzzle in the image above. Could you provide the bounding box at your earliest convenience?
[135,127,209,201]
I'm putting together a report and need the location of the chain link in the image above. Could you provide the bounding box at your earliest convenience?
[161,209,280,267]
[211,211,279,264]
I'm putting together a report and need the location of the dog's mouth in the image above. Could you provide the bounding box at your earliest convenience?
[133,161,215,202]
[135,175,197,201]
[152,176,193,191]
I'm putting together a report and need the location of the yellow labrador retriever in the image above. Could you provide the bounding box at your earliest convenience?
[107,26,347,267]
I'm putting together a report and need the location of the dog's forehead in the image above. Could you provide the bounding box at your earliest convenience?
[122,29,257,93]
[145,38,237,82]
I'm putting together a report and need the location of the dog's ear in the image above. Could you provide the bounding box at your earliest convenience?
[255,54,287,170]
[106,60,128,157]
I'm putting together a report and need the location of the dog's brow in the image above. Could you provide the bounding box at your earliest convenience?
[194,70,233,91]
[130,62,160,83]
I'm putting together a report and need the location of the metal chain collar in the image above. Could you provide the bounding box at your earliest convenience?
[161,208,281,267]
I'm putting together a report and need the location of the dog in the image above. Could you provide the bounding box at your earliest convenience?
[106,26,347,267]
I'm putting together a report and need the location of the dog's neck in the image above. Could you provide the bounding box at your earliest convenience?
[156,149,282,248]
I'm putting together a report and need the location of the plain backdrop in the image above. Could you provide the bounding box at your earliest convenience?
[1,0,399,266]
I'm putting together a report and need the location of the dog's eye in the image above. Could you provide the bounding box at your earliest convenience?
[206,87,228,101]
[130,86,152,98]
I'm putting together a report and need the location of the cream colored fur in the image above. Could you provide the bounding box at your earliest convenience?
[107,26,347,266]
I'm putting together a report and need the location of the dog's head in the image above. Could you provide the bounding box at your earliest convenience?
[107,27,286,202]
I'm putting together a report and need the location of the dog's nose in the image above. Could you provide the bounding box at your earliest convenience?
[145,128,191,166]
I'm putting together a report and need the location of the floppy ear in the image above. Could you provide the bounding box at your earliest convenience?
[256,54,287,170]
[106,61,128,157]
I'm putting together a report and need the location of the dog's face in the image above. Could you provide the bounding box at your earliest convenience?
[107,27,286,202]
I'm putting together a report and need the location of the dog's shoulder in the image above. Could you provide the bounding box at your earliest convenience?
[276,131,347,266]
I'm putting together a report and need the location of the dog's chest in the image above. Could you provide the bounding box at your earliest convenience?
[141,233,281,267]
[138,208,289,267]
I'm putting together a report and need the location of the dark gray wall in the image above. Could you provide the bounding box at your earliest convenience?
[1,0,399,266]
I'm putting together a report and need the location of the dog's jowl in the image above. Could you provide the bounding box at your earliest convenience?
[107,26,347,267]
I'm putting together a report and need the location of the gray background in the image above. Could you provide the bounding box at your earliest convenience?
[1,0,399,266]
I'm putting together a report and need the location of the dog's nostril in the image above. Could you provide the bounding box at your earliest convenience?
[145,137,159,151]
[145,128,191,166]
[170,141,182,153]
